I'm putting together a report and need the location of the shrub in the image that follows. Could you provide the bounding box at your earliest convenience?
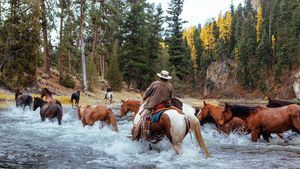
[59,73,75,89]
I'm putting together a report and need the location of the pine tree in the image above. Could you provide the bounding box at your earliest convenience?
[107,41,123,91]
[120,0,152,89]
[236,0,257,88]
[147,4,164,83]
[0,1,40,89]
[166,0,188,81]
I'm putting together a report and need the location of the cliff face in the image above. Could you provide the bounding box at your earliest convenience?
[203,61,299,100]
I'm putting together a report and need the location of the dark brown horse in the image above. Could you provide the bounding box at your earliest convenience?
[41,88,62,108]
[70,91,80,107]
[267,97,300,108]
[33,97,63,125]
[220,103,300,142]
[77,105,118,132]
[15,90,33,110]
[197,101,247,134]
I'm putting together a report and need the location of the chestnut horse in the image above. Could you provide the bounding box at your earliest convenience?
[41,88,62,108]
[119,98,184,118]
[33,97,63,125]
[197,101,246,134]
[220,103,300,142]
[133,103,210,157]
[267,97,300,108]
[119,100,141,118]
[77,105,118,132]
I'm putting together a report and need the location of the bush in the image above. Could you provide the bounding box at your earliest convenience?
[59,73,75,89]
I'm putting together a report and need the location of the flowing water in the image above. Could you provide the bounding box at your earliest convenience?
[0,105,299,169]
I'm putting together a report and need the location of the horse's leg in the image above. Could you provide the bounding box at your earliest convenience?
[57,113,62,126]
[172,142,182,154]
[291,115,300,133]
[262,133,270,142]
[251,128,260,142]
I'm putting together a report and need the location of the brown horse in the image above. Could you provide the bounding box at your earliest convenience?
[119,100,141,118]
[77,105,118,132]
[119,98,183,118]
[220,103,300,142]
[41,88,62,108]
[33,97,63,125]
[197,101,247,134]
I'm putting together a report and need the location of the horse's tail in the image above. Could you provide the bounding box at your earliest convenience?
[107,109,118,132]
[186,114,210,157]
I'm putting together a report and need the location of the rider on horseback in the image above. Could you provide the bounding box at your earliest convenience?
[132,70,174,141]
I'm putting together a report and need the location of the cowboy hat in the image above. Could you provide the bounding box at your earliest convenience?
[157,70,172,80]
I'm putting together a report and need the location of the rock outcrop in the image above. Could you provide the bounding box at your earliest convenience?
[293,70,300,99]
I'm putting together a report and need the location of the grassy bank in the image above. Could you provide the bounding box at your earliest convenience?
[1,90,269,110]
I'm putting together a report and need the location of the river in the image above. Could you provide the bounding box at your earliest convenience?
[0,105,299,169]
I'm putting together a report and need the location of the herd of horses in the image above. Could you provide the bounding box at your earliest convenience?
[14,88,300,156]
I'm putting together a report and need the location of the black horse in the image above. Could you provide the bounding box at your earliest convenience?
[33,97,63,125]
[70,91,80,107]
[15,89,33,110]
[266,97,300,108]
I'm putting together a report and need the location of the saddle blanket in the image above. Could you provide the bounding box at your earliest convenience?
[151,111,164,123]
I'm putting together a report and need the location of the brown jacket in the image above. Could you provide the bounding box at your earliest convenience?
[143,80,174,109]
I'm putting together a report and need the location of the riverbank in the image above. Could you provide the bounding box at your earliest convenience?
[1,88,270,110]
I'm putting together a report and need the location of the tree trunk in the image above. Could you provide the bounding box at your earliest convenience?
[58,0,64,75]
[66,0,72,72]
[100,55,105,80]
[77,0,85,48]
[41,0,50,76]
[81,40,88,94]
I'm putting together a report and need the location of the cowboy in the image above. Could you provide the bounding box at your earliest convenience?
[105,84,112,99]
[132,70,174,141]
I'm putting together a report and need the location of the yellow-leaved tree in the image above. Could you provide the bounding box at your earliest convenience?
[256,5,263,42]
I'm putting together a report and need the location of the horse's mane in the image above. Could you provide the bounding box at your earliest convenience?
[126,100,141,105]
[206,103,223,111]
[229,104,259,117]
[34,97,47,104]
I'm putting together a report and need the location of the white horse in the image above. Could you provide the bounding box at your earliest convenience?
[133,103,210,157]
[105,92,113,104]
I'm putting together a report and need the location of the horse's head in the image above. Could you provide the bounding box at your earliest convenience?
[220,103,233,126]
[197,101,209,121]
[119,100,129,117]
